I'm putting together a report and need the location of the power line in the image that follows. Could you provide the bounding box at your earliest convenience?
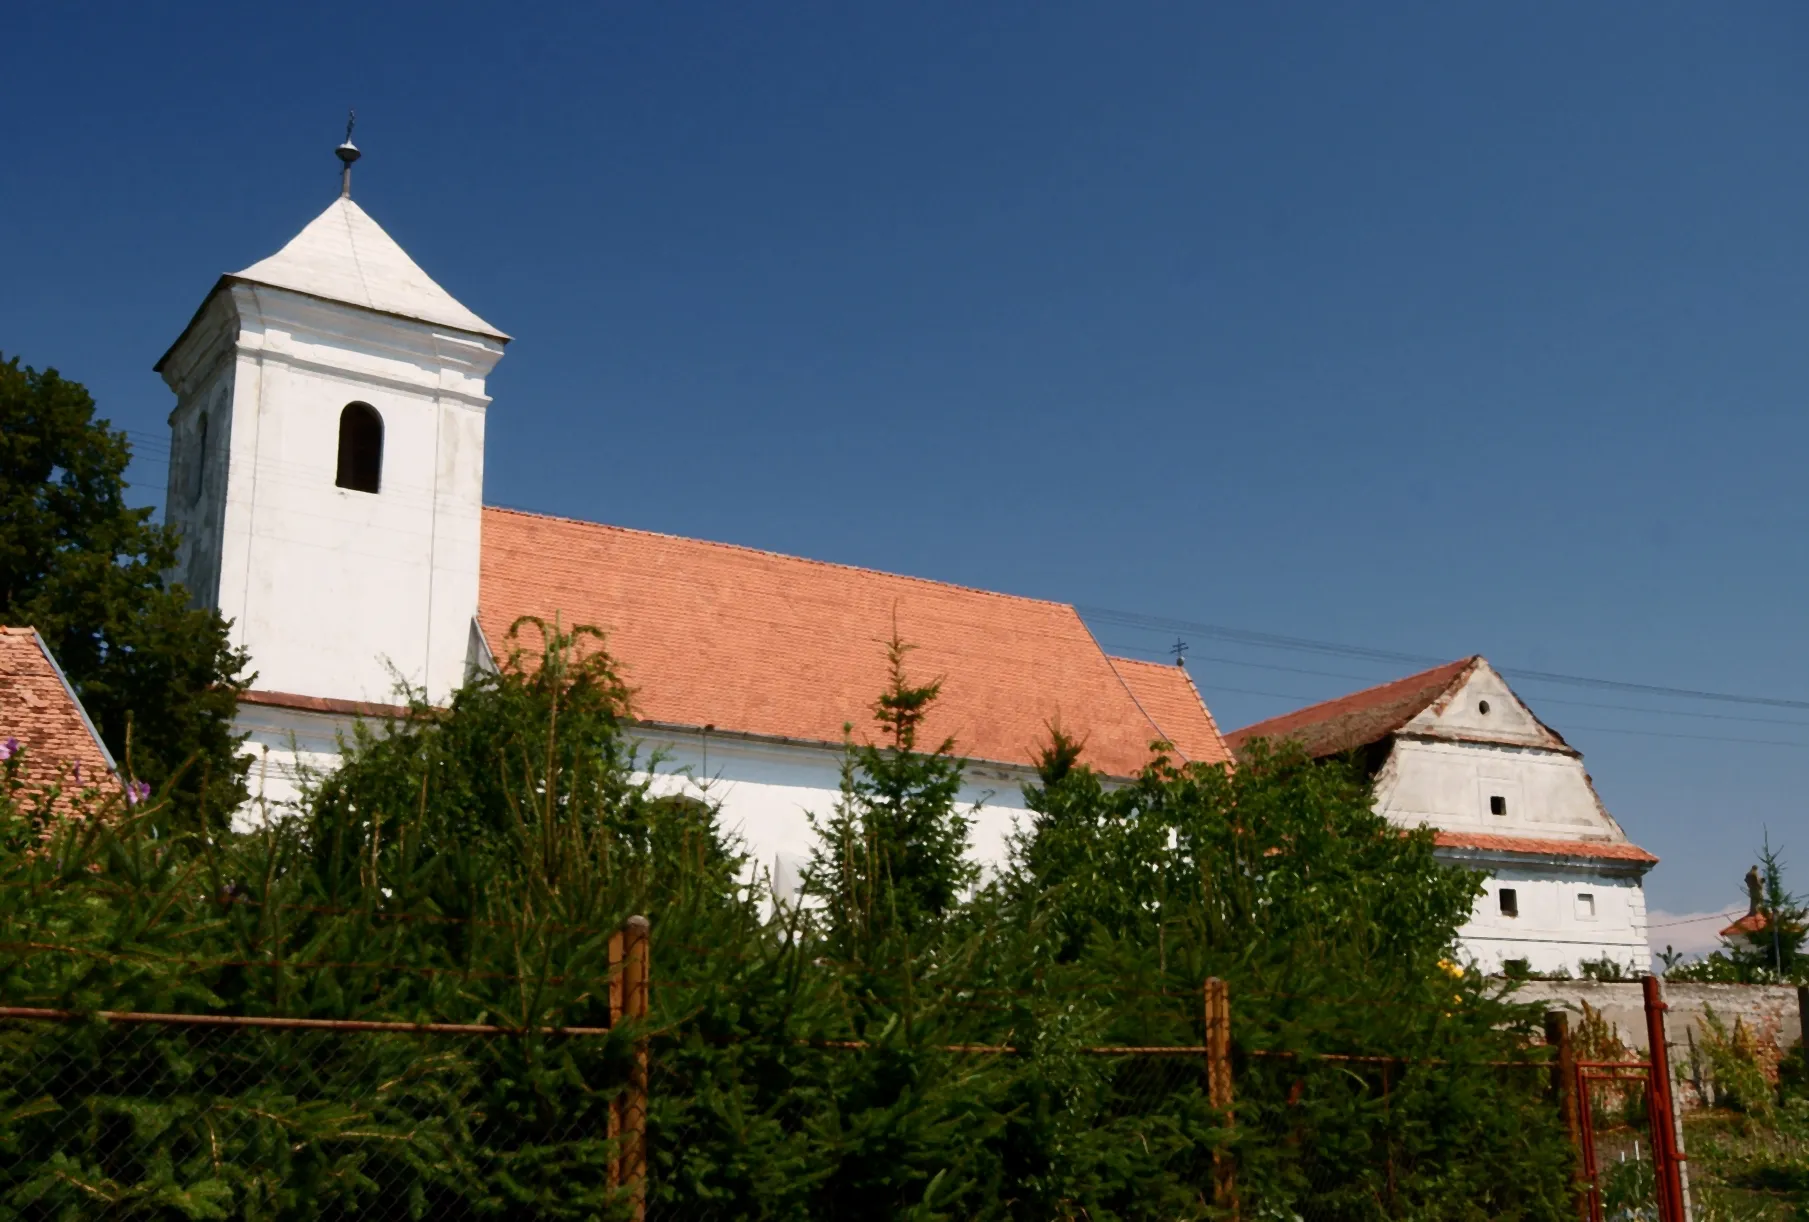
[1079,605,1441,668]
[1079,604,1809,712]
[1554,724,1809,751]
[1100,640,1809,731]
[1646,910,1741,930]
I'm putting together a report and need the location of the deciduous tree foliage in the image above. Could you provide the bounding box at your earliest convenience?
[0,354,249,823]
[0,622,1577,1219]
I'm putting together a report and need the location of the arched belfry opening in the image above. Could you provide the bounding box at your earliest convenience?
[335,402,383,493]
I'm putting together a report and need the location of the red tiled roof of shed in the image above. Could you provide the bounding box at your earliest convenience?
[0,627,118,811]
[1224,657,1478,759]
[478,507,1232,777]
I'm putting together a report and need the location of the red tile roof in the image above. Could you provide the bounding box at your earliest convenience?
[0,627,118,811]
[478,507,1232,777]
[1224,658,1478,758]
[1433,831,1658,865]
[1720,911,1767,938]
[1107,656,1230,765]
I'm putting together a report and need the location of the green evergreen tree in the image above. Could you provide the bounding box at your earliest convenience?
[0,354,249,823]
[1666,837,1806,985]
[805,633,975,957]
[1001,737,1578,1218]
[1730,836,1805,978]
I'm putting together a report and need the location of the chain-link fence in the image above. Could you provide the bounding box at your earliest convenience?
[0,1012,643,1220]
[0,1012,1625,1220]
[3,929,1685,1221]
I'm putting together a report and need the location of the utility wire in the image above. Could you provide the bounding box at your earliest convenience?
[1080,604,1809,712]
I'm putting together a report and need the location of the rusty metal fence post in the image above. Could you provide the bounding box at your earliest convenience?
[1204,976,1235,1216]
[608,916,651,1220]
[1641,976,1688,1222]
[1544,1010,1588,1221]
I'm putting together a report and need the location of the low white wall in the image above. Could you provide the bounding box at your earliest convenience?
[236,703,358,828]
[232,712,1037,887]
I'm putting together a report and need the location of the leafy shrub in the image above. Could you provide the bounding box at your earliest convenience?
[1701,1006,1778,1124]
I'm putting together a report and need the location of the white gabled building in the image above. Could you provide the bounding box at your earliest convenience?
[1225,658,1655,977]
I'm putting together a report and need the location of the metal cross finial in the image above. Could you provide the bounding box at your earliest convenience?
[335,109,361,198]
[1171,638,1190,667]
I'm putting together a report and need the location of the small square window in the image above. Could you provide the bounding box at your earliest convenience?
[1499,888,1519,918]
[1489,795,1507,816]
[1576,893,1595,920]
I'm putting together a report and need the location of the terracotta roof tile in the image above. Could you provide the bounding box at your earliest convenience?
[1224,658,1477,758]
[1720,911,1766,937]
[0,627,118,812]
[1433,831,1658,865]
[1106,657,1232,766]
[478,507,1231,777]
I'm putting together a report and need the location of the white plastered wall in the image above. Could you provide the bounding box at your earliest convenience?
[1443,855,1651,976]
[234,713,1035,878]
[160,283,502,707]
[1380,738,1620,839]
[637,728,1032,897]
[236,704,362,826]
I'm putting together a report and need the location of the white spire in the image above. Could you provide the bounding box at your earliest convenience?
[231,197,508,340]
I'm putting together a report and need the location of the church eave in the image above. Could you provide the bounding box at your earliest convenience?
[154,274,512,375]
[153,275,236,376]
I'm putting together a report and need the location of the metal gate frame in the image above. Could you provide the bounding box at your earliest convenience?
[1571,977,1688,1222]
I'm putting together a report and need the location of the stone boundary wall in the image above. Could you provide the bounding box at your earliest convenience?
[1516,980,1803,1054]
[1516,980,1804,1106]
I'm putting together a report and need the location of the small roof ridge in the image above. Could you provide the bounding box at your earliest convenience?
[481,503,1081,614]
[1102,653,1185,675]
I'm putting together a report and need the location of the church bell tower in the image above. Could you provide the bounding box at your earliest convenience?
[155,134,509,709]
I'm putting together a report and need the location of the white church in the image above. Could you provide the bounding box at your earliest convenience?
[151,152,1654,976]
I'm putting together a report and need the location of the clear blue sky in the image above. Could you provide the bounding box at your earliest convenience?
[5,3,1806,932]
